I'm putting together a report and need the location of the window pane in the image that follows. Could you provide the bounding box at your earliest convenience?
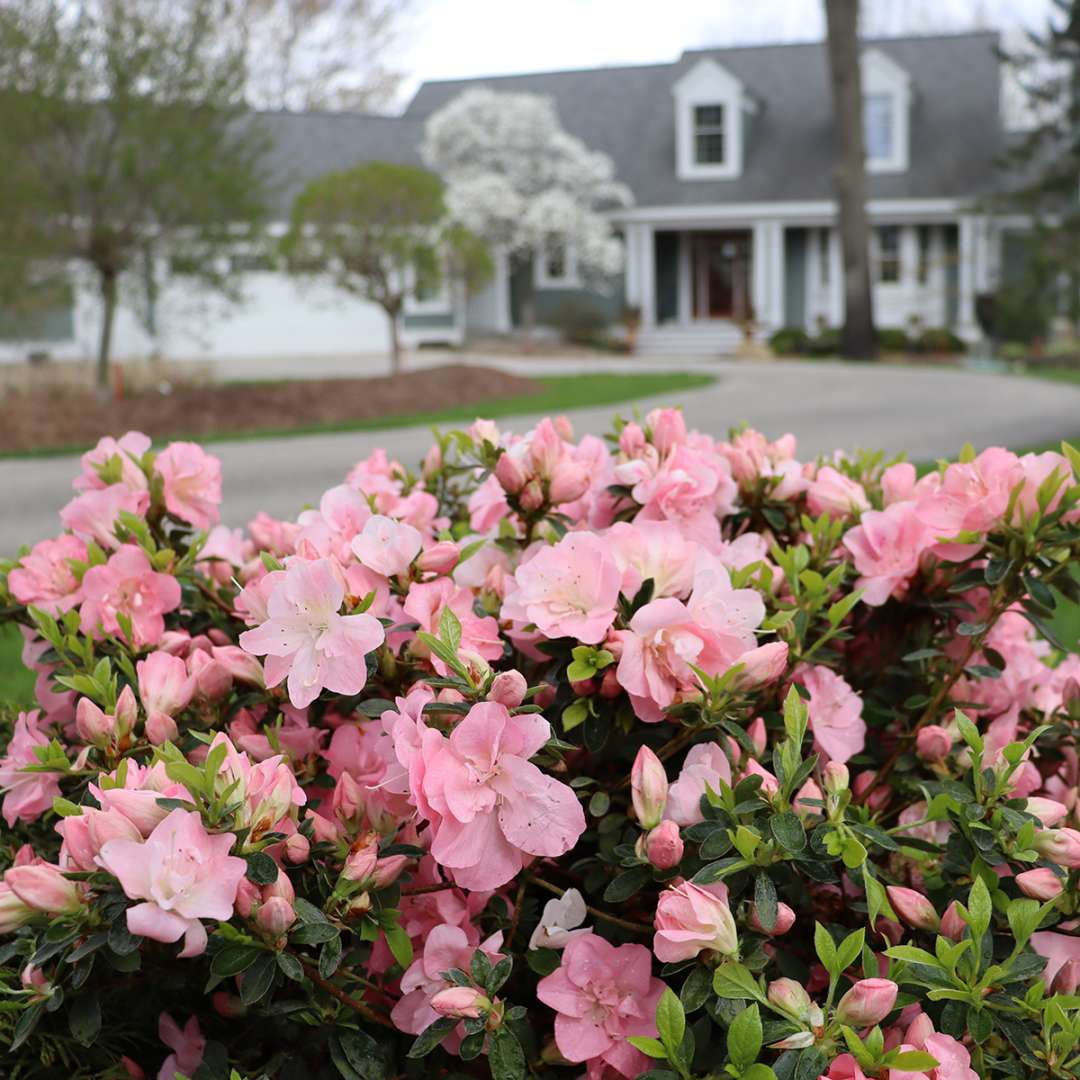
[863,93,894,162]
[694,132,725,164]
[876,226,901,283]
[545,239,566,281]
[694,104,725,128]
[692,103,725,165]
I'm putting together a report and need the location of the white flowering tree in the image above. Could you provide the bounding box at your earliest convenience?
[421,88,632,330]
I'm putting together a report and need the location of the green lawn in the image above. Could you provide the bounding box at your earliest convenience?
[2,371,717,459]
[0,623,35,708]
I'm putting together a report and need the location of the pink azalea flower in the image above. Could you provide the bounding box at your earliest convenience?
[665,743,733,826]
[501,532,622,645]
[8,534,88,614]
[536,932,665,1078]
[794,664,866,764]
[403,577,502,674]
[0,711,65,827]
[807,465,870,520]
[653,879,738,961]
[209,733,306,839]
[60,484,150,550]
[137,651,195,738]
[1031,931,1080,986]
[616,565,763,723]
[391,923,505,1046]
[79,545,182,648]
[238,557,385,708]
[96,809,247,958]
[74,432,151,493]
[843,501,933,606]
[154,441,222,531]
[396,701,586,890]
[607,520,699,600]
[157,1012,205,1080]
[351,514,423,577]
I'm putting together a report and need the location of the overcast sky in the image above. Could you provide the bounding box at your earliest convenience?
[390,0,1058,104]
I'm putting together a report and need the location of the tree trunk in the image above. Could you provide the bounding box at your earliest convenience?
[387,306,402,376]
[825,0,877,360]
[96,266,119,396]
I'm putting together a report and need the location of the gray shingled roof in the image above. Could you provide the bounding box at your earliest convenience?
[402,31,1005,207]
[252,111,425,215]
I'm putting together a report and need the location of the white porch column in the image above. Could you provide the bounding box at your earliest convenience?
[493,248,512,334]
[677,232,692,324]
[624,225,642,307]
[751,221,769,326]
[957,215,978,340]
[752,221,784,330]
[640,224,656,328]
[828,226,843,328]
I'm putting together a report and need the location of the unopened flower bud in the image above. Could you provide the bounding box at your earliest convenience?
[495,451,528,494]
[598,667,621,699]
[886,886,940,931]
[834,978,898,1027]
[145,711,179,745]
[750,901,796,936]
[644,820,684,870]
[256,896,295,936]
[1034,828,1080,869]
[747,716,768,756]
[343,836,380,883]
[823,762,849,796]
[76,697,115,744]
[1025,797,1069,827]
[768,977,813,1021]
[114,685,137,737]
[733,642,789,691]
[548,461,590,505]
[940,900,966,942]
[430,986,490,1019]
[4,865,81,915]
[519,478,545,511]
[1052,958,1080,995]
[1016,868,1064,901]
[488,670,527,708]
[417,541,460,576]
[915,725,952,763]
[631,746,668,829]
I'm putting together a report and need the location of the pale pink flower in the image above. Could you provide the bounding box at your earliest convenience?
[157,1013,205,1080]
[96,809,247,958]
[209,733,306,838]
[467,474,510,533]
[8,534,88,614]
[881,462,917,505]
[630,745,668,828]
[90,760,189,836]
[137,652,195,738]
[536,932,665,1077]
[391,923,505,1044]
[239,557,385,708]
[79,545,181,648]
[400,702,586,890]
[843,502,933,606]
[196,525,249,583]
[607,520,699,600]
[248,511,300,556]
[3,863,82,914]
[0,710,65,827]
[501,532,622,645]
[74,432,151,493]
[60,484,150,550]
[794,664,866,764]
[616,566,763,722]
[528,888,590,950]
[834,978,898,1026]
[1032,931,1080,986]
[807,466,870,520]
[653,880,737,962]
[154,441,222,531]
[665,742,732,826]
[403,577,503,674]
[643,819,683,867]
[351,514,423,577]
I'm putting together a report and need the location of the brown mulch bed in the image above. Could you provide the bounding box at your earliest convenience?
[0,364,541,454]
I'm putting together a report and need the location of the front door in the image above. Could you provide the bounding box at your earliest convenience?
[692,232,752,320]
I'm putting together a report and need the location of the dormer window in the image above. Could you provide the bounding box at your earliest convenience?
[693,104,727,165]
[673,58,753,180]
[860,49,911,174]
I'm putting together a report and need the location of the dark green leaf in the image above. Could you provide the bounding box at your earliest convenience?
[770,812,806,853]
[603,866,650,902]
[407,1017,456,1058]
[488,1026,526,1080]
[245,851,279,885]
[68,993,101,1047]
[240,952,277,1005]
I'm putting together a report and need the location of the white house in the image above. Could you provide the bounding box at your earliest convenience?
[0,32,1022,365]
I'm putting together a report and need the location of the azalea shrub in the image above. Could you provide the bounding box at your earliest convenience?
[1,416,1080,1080]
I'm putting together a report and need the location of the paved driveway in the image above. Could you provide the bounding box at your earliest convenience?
[3,358,1079,554]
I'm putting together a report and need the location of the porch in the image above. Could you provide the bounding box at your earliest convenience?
[621,208,995,356]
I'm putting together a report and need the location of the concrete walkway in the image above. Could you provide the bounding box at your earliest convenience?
[3,357,1079,553]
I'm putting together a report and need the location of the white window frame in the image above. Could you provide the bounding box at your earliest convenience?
[534,236,580,289]
[860,49,912,174]
[872,225,903,285]
[672,58,752,181]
